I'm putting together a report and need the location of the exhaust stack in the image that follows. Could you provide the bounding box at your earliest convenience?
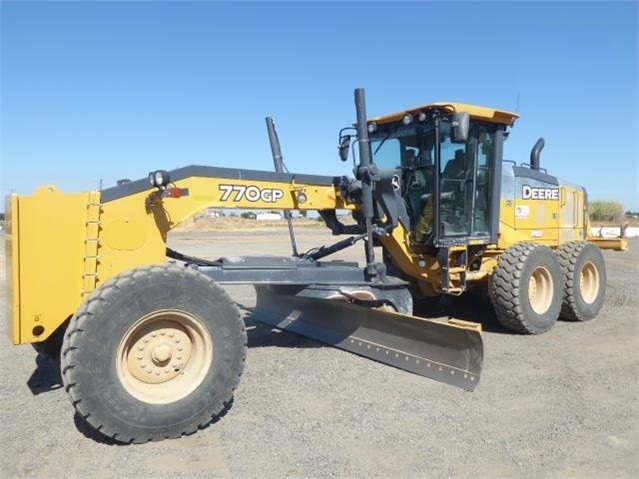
[530,137,545,171]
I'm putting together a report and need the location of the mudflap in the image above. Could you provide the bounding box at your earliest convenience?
[253,285,483,391]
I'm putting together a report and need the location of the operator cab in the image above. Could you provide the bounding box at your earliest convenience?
[366,103,518,247]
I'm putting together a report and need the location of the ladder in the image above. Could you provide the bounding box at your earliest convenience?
[437,245,468,295]
[81,191,102,297]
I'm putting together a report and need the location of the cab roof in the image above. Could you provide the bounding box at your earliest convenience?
[369,102,519,126]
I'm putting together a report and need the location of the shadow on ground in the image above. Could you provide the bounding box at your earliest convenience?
[27,354,63,395]
[72,399,233,446]
[431,296,510,334]
[73,413,124,446]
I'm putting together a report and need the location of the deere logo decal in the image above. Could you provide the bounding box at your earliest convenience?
[522,185,559,200]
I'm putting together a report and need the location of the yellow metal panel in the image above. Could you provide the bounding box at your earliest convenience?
[378,225,419,277]
[499,198,516,230]
[498,222,535,249]
[478,255,499,277]
[11,186,92,343]
[5,194,20,343]
[369,102,519,126]
[558,186,586,244]
[510,198,559,245]
[95,175,352,287]
[378,225,443,296]
[167,176,352,216]
[588,237,629,251]
[498,199,546,249]
[94,175,356,289]
[448,318,482,332]
[96,190,168,289]
[102,219,148,250]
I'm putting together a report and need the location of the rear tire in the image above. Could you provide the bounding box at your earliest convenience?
[556,241,606,321]
[491,243,563,334]
[60,264,247,444]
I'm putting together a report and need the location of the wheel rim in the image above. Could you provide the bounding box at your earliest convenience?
[580,261,599,304]
[116,309,213,404]
[528,265,553,314]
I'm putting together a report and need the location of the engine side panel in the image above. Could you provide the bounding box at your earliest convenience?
[558,183,587,243]
[498,165,587,249]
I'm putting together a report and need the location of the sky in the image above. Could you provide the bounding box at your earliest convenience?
[1,0,638,211]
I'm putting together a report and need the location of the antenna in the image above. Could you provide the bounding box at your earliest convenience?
[515,91,520,113]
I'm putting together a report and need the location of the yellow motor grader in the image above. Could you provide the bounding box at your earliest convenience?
[5,88,627,443]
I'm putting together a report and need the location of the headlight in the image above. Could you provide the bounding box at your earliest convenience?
[296,192,308,204]
[148,170,170,188]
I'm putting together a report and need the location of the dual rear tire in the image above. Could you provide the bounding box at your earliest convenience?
[556,241,607,321]
[490,242,606,334]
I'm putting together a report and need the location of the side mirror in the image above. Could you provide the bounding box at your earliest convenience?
[338,135,351,162]
[451,112,470,143]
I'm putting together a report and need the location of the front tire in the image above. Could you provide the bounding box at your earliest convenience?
[60,264,247,444]
[491,243,563,334]
[556,241,606,321]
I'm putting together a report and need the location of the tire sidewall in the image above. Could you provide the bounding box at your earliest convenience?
[519,246,563,333]
[70,268,244,439]
[570,244,607,320]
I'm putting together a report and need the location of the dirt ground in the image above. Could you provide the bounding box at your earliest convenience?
[1,228,638,479]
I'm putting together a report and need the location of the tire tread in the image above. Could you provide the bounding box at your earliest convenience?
[60,263,247,444]
[491,242,561,334]
[556,241,606,321]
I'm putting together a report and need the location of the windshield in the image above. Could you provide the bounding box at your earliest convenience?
[370,118,496,242]
[370,123,437,241]
[370,124,435,170]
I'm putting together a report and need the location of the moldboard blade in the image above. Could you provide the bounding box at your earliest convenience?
[253,286,483,391]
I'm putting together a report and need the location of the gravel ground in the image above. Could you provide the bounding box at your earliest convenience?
[1,229,637,479]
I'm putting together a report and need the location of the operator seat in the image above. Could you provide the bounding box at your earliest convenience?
[443,149,466,180]
[401,150,433,233]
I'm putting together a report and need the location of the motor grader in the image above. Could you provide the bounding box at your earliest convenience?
[5,88,627,444]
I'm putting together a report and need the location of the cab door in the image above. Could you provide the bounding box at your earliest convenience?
[439,136,472,237]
